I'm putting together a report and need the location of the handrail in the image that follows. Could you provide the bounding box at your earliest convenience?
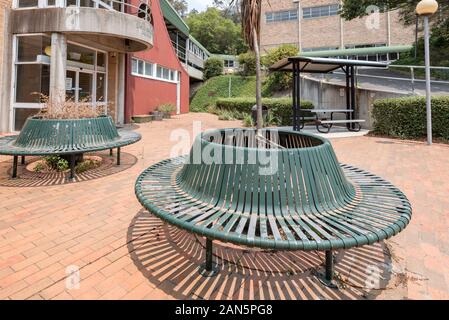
[13,0,153,22]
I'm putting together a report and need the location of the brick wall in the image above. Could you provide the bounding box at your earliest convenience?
[260,0,415,52]
[260,0,300,53]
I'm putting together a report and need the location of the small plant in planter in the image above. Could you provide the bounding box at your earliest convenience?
[151,109,164,121]
[157,104,176,119]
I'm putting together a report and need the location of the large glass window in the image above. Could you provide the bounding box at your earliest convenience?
[13,35,108,131]
[17,0,39,8]
[16,64,50,103]
[17,36,51,63]
[303,4,340,19]
[266,10,298,23]
[67,43,95,68]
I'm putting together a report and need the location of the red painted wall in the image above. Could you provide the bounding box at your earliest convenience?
[125,0,190,123]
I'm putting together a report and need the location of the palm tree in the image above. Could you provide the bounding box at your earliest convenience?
[232,0,264,130]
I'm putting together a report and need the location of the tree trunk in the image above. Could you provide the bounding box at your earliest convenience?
[253,27,263,132]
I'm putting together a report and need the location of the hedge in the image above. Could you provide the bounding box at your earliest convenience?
[216,97,314,126]
[203,57,224,80]
[372,96,449,140]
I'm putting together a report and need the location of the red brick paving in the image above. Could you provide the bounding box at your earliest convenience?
[0,113,448,300]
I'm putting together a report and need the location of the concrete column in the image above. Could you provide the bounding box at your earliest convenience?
[49,33,67,111]
[117,53,125,125]
[0,9,13,133]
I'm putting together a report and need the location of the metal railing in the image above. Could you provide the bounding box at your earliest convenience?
[13,0,153,22]
[388,65,449,93]
[171,40,187,63]
[330,65,449,95]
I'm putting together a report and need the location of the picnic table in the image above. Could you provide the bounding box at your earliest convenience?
[302,109,365,133]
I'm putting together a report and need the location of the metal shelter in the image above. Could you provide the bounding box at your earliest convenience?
[270,56,388,131]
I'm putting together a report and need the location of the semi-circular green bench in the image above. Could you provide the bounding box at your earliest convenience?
[135,129,412,287]
[0,116,141,179]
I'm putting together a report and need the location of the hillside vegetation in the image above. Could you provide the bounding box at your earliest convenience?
[190,76,256,112]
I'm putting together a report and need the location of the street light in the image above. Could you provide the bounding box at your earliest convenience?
[416,0,439,145]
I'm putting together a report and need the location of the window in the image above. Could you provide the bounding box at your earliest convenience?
[67,42,96,69]
[13,35,108,131]
[224,60,235,68]
[17,36,51,63]
[131,58,178,83]
[303,4,340,19]
[302,47,339,53]
[266,9,298,23]
[17,0,39,8]
[16,64,50,103]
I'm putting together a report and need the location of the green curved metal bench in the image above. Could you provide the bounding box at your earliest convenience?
[0,116,141,179]
[135,129,412,287]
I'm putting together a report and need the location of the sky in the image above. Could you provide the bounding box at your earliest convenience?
[187,0,214,12]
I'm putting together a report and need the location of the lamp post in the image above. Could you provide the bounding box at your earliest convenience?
[416,0,439,145]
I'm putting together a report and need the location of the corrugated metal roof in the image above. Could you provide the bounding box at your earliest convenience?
[270,56,388,73]
[160,0,190,37]
[189,35,211,55]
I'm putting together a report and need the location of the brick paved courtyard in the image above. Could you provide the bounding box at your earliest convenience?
[0,113,448,300]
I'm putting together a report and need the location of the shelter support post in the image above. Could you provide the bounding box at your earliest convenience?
[350,66,356,130]
[21,156,25,165]
[345,67,351,128]
[292,61,301,131]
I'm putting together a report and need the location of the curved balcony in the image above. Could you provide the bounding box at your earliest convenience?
[11,1,154,52]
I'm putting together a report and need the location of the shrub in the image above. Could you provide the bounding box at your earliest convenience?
[203,57,224,80]
[242,114,254,127]
[157,103,175,114]
[44,156,69,172]
[261,44,298,94]
[372,96,449,140]
[238,51,256,76]
[76,159,101,174]
[216,97,314,126]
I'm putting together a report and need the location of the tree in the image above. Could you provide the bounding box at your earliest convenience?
[238,51,256,76]
[203,57,224,80]
[186,8,246,55]
[234,0,264,130]
[341,0,449,66]
[262,44,299,93]
[167,0,188,17]
[341,0,448,27]
[213,0,241,23]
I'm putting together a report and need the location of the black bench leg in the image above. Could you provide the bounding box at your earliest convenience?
[317,250,338,289]
[199,239,219,277]
[317,124,331,134]
[325,250,334,282]
[348,123,362,133]
[116,147,121,166]
[69,154,76,181]
[21,156,25,165]
[12,156,18,179]
[110,149,113,156]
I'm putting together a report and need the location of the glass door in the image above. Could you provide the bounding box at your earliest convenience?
[78,71,93,102]
[66,69,94,103]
